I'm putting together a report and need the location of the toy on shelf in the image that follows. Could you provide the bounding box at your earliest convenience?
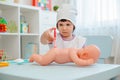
[32,0,52,11]
[32,0,38,6]
[0,24,7,32]
[0,50,9,67]
[7,20,18,33]
[53,5,59,11]
[20,13,29,33]
[0,50,6,61]
[0,17,7,32]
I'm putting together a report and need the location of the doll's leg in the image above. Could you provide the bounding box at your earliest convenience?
[29,48,57,66]
[69,48,94,66]
[40,48,58,65]
[29,54,42,63]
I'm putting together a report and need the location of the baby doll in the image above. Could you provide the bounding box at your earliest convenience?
[29,45,100,66]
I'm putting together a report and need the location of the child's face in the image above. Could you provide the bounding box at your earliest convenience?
[57,20,74,38]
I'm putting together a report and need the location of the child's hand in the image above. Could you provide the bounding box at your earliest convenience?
[43,27,55,43]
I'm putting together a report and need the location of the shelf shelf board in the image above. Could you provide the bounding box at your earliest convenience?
[20,4,40,11]
[20,33,39,36]
[0,33,18,36]
[0,1,39,11]
[0,1,18,8]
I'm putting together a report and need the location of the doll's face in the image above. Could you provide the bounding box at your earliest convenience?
[78,45,100,60]
[77,48,89,59]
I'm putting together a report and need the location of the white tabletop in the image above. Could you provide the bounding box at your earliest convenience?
[0,62,120,80]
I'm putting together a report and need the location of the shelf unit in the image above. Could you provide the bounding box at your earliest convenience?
[0,1,57,60]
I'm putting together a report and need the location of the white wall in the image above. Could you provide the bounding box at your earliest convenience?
[52,0,76,10]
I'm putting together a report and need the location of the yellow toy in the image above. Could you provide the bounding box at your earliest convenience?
[0,62,9,67]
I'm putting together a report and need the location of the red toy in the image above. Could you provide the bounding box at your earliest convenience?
[0,24,7,32]
[0,50,4,59]
[53,28,56,48]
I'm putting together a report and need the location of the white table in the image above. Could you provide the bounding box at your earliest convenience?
[0,62,120,80]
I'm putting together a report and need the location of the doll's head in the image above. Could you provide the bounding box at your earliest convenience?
[77,45,100,62]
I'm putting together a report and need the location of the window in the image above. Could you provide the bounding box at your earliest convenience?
[76,0,117,27]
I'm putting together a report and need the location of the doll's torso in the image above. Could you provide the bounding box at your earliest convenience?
[54,48,74,64]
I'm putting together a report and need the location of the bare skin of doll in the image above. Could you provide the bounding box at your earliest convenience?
[29,45,100,66]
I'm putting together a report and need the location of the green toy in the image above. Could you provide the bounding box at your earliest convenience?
[0,17,7,24]
[53,5,59,11]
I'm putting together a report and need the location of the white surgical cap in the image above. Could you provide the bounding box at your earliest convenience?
[57,4,77,26]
